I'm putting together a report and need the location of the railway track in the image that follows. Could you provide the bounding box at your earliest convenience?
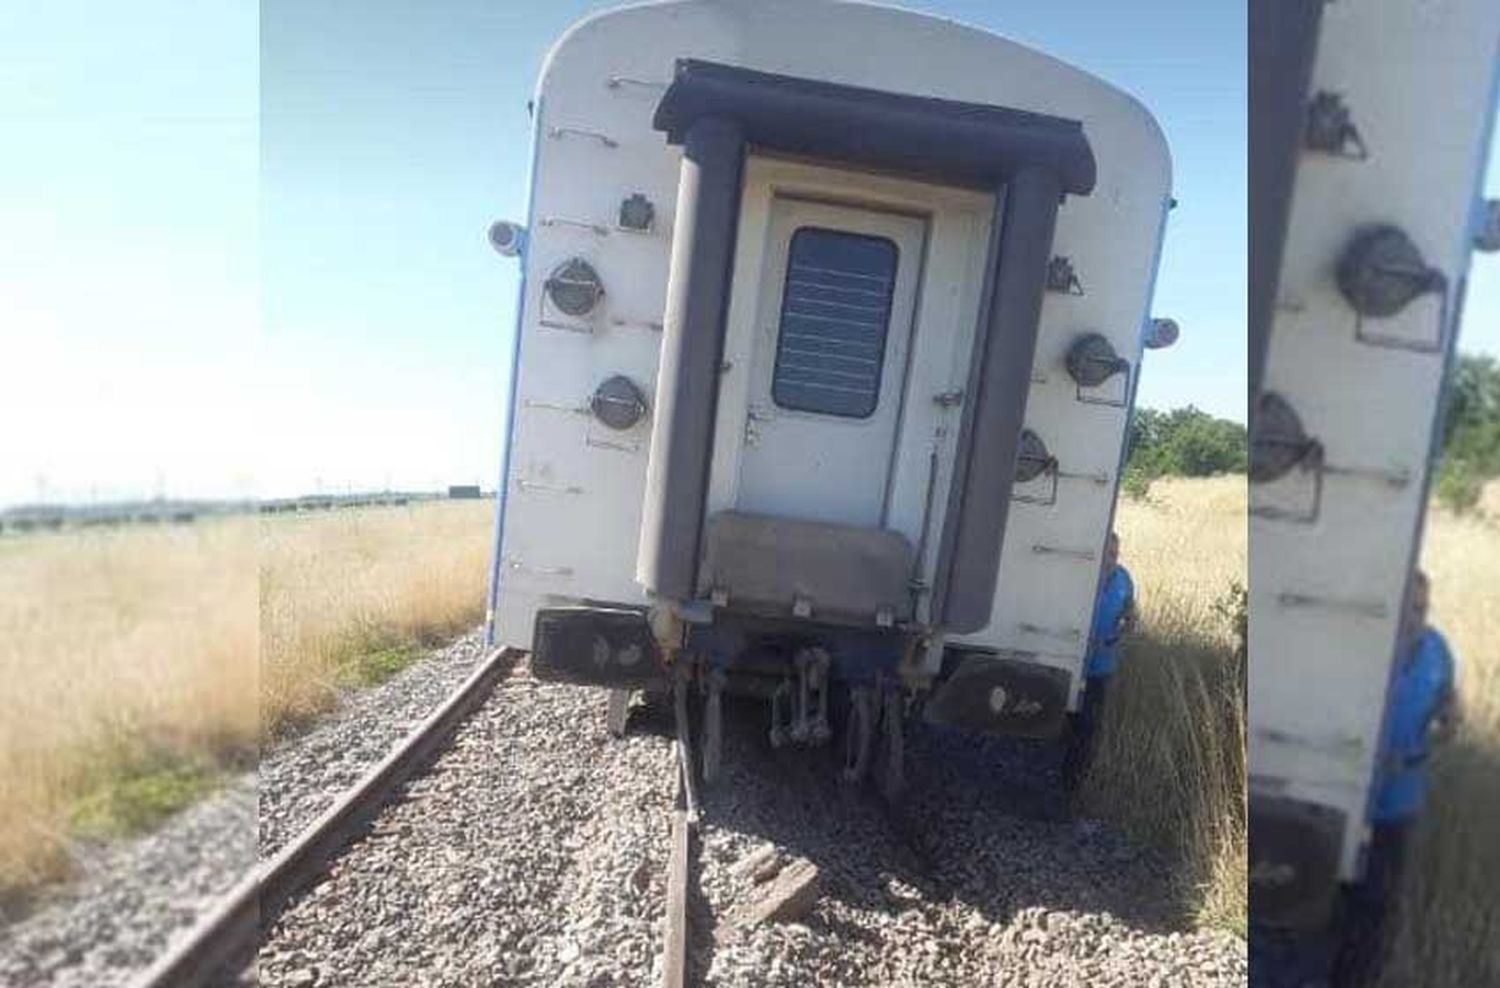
[133,646,701,988]
[127,650,1242,987]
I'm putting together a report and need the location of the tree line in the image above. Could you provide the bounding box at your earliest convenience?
[1437,352,1500,511]
[1124,405,1247,496]
[1115,353,1500,509]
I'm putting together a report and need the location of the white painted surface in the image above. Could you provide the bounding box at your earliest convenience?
[1250,0,1500,878]
[495,0,1172,709]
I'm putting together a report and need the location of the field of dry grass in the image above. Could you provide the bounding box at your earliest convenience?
[0,520,258,900]
[259,500,493,735]
[0,500,493,904]
[1085,475,1248,935]
[1377,504,1500,985]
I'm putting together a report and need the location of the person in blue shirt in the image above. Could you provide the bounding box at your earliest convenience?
[1062,531,1136,792]
[1334,569,1458,985]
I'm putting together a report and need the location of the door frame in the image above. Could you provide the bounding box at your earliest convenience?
[703,157,997,601]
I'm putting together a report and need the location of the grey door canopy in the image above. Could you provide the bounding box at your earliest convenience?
[653,58,1096,195]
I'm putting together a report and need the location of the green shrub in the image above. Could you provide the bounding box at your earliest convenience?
[1436,458,1484,514]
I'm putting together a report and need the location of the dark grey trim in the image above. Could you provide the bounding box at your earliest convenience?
[655,59,1095,195]
[1249,1,1323,407]
[637,116,746,599]
[933,168,1063,633]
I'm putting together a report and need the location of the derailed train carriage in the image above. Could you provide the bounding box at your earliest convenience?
[484,0,1176,791]
[1249,0,1500,942]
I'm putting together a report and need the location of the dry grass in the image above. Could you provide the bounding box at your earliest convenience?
[259,500,493,734]
[1085,475,1248,935]
[0,520,258,899]
[1377,505,1500,986]
[0,500,493,904]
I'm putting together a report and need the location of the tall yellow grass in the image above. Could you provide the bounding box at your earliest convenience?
[259,501,493,734]
[0,500,493,902]
[1377,506,1500,985]
[0,520,258,897]
[1086,475,1249,934]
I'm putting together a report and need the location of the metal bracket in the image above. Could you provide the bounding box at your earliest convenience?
[1056,469,1111,486]
[1076,361,1133,408]
[1030,543,1096,562]
[1304,91,1368,160]
[1250,440,1324,525]
[1339,225,1450,354]
[1045,255,1086,296]
[515,477,584,495]
[522,398,589,415]
[1351,286,1449,354]
[539,216,609,237]
[547,125,618,148]
[586,435,641,454]
[1276,592,1388,620]
[610,316,664,332]
[1011,464,1059,506]
[605,75,667,93]
[504,557,574,578]
[1322,462,1412,488]
[538,317,595,334]
[1251,436,1411,525]
[1016,623,1083,645]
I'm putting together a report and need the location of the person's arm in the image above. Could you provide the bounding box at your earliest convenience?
[1426,631,1460,745]
[1430,684,1459,744]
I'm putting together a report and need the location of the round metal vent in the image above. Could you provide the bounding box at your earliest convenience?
[1065,333,1129,388]
[1336,225,1445,318]
[1250,391,1318,484]
[1014,429,1056,484]
[546,257,605,317]
[590,375,648,431]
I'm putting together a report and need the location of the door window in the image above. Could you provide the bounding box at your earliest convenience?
[770,227,899,419]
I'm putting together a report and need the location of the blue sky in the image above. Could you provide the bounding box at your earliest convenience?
[3,1,1497,504]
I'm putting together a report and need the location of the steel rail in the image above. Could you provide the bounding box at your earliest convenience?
[132,647,524,988]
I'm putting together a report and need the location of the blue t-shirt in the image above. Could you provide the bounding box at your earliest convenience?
[1373,627,1456,822]
[1085,565,1134,679]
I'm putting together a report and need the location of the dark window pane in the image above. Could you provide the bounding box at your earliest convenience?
[771,227,898,419]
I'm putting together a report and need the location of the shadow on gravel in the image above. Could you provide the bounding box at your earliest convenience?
[653,695,1186,970]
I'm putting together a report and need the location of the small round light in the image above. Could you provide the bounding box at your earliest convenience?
[487,220,526,257]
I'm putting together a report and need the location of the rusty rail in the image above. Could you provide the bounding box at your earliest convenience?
[132,647,524,988]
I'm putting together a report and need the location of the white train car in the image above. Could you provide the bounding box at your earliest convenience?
[484,0,1175,787]
[1249,0,1500,929]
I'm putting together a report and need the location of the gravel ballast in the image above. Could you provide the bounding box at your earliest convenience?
[0,778,256,988]
[258,632,492,857]
[257,677,1246,987]
[0,631,492,988]
[1,628,1245,986]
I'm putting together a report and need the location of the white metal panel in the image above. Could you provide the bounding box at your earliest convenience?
[495,0,1173,693]
[1250,0,1500,878]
